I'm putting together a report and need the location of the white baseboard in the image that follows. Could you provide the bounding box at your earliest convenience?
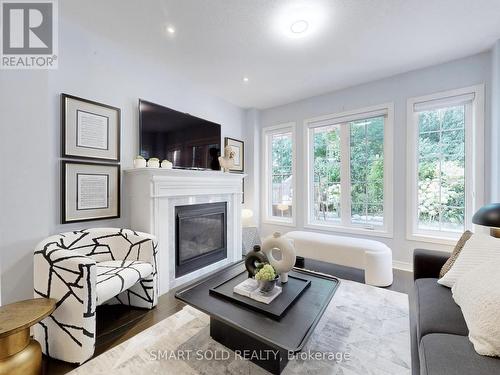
[393,260,412,272]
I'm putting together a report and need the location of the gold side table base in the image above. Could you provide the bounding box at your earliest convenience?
[0,329,42,375]
[0,298,56,375]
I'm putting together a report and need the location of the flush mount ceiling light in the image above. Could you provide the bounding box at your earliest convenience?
[273,2,328,40]
[243,77,249,83]
[166,26,175,34]
[290,20,309,34]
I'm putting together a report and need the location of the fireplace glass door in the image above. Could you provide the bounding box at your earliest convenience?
[175,202,227,277]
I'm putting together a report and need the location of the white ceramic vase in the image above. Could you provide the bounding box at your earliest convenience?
[261,232,296,283]
[133,157,147,168]
[161,160,173,169]
[147,158,160,168]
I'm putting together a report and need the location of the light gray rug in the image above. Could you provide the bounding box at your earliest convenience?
[70,279,410,375]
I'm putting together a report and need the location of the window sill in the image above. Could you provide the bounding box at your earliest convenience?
[304,222,393,239]
[261,218,296,227]
[406,233,459,246]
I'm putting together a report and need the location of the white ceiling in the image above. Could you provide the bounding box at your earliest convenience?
[64,0,500,109]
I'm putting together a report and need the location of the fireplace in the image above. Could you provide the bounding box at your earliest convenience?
[175,202,227,277]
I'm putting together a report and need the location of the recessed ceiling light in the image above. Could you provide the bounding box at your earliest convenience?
[243,77,249,83]
[290,20,308,34]
[166,26,175,34]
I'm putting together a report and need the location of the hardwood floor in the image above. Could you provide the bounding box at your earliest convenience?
[41,292,184,375]
[41,262,413,375]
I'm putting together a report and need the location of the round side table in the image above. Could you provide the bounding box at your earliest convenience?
[0,298,56,375]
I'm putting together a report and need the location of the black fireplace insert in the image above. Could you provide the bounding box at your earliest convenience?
[175,202,227,277]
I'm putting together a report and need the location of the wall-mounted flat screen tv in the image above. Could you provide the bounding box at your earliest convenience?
[139,99,221,170]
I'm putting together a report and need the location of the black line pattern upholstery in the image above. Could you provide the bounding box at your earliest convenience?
[33,228,158,364]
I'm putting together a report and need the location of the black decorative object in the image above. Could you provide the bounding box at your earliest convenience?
[472,203,500,237]
[294,256,305,268]
[245,245,268,278]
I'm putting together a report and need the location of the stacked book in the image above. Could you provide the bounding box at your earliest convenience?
[233,278,282,304]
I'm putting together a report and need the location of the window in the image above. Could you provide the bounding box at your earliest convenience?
[350,116,385,227]
[306,104,393,236]
[311,124,341,222]
[263,123,296,224]
[407,86,484,243]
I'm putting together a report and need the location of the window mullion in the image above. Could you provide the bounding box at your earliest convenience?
[340,123,351,227]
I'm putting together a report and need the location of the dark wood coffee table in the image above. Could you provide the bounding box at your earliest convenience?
[175,261,339,374]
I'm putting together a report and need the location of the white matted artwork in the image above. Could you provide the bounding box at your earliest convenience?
[62,94,121,161]
[224,137,244,172]
[62,161,120,223]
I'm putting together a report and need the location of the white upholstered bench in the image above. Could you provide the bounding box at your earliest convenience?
[284,231,393,286]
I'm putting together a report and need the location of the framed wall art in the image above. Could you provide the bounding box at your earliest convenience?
[62,94,121,162]
[61,161,120,223]
[224,137,244,172]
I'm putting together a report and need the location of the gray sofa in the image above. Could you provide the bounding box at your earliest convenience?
[411,249,500,375]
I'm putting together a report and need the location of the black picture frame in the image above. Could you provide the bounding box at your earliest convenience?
[61,93,121,162]
[224,137,244,172]
[61,160,121,224]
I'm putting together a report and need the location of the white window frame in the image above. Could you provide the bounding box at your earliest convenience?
[303,103,394,238]
[262,122,297,226]
[406,85,484,245]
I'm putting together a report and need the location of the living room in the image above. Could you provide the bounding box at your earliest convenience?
[1,0,500,374]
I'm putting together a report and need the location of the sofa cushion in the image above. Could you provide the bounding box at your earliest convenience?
[439,230,472,278]
[96,260,153,304]
[415,278,468,339]
[420,333,500,375]
[438,233,500,288]
[452,260,500,356]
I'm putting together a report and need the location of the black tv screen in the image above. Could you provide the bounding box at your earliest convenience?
[139,100,221,170]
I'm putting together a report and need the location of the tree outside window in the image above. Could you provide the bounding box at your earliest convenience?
[271,133,293,218]
[417,106,465,232]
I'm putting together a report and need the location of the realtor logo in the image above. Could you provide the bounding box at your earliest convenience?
[1,0,58,69]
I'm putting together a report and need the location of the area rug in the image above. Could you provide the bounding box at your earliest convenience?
[70,279,410,374]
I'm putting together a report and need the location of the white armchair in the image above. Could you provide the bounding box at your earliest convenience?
[33,228,158,364]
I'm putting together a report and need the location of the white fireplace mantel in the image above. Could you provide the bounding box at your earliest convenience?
[124,168,246,295]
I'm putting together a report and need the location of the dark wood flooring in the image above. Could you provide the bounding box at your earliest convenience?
[42,261,413,375]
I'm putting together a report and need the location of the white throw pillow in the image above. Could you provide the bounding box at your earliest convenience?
[438,233,500,288]
[452,261,500,357]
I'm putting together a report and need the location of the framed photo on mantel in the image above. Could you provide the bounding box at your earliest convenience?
[62,94,121,162]
[224,137,244,172]
[61,161,120,224]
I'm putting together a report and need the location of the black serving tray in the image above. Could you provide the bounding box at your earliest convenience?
[209,270,311,320]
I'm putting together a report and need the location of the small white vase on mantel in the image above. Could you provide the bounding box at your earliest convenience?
[147,158,160,168]
[161,159,173,169]
[133,156,147,168]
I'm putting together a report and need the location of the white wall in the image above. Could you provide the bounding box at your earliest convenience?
[0,15,246,304]
[252,52,493,267]
[0,71,51,305]
[242,109,260,222]
[491,41,500,202]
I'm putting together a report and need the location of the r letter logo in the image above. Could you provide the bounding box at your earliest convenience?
[1,0,58,69]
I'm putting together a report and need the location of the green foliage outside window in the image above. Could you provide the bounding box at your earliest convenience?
[417,106,465,231]
[312,117,385,226]
[271,133,293,217]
